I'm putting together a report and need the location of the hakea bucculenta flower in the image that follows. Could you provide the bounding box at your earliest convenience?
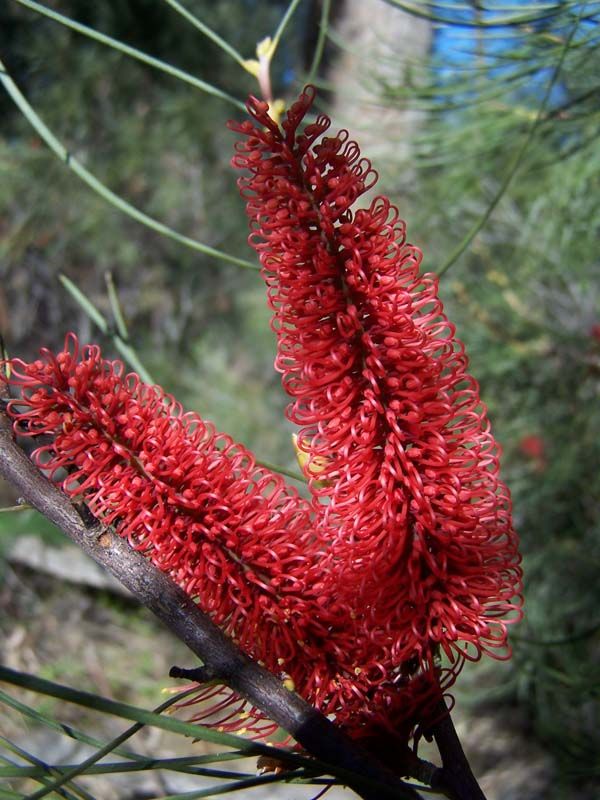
[1,335,440,742]
[229,85,523,691]
[1,86,523,749]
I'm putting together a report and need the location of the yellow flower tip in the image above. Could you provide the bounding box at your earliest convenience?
[283,676,296,692]
[292,433,331,487]
[242,58,260,78]
[256,36,275,61]
[268,98,286,127]
[277,657,285,666]
[243,37,275,78]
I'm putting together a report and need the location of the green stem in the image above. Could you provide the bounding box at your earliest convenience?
[385,0,575,29]
[1,759,252,781]
[0,58,257,272]
[256,459,304,483]
[0,666,308,763]
[272,0,304,55]
[307,0,331,84]
[0,738,91,800]
[23,690,198,800]
[104,272,129,341]
[0,683,250,774]
[59,275,156,384]
[11,0,245,110]
[161,0,247,68]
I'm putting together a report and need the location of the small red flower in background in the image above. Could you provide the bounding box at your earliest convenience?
[230,85,522,680]
[519,434,546,471]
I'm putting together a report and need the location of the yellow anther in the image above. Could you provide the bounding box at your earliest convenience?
[292,434,332,488]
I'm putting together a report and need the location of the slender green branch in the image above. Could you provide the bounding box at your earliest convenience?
[307,0,331,84]
[272,0,304,55]
[161,0,246,67]
[0,684,251,775]
[150,770,318,800]
[104,272,129,341]
[256,459,304,482]
[436,4,585,278]
[11,0,245,110]
[23,689,198,800]
[0,668,304,764]
[0,738,90,800]
[384,0,574,29]
[0,58,258,272]
[0,503,32,512]
[59,275,155,384]
[0,760,253,782]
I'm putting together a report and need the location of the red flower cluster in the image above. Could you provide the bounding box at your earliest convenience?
[1,86,522,746]
[1,335,436,739]
[230,85,522,672]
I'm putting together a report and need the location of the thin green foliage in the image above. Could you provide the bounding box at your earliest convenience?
[385,0,587,29]
[161,0,247,68]
[271,0,304,56]
[0,760,253,781]
[11,0,245,110]
[306,0,331,84]
[59,275,156,384]
[0,685,254,778]
[21,689,200,800]
[436,3,586,277]
[0,667,307,766]
[0,740,90,800]
[0,58,258,273]
[104,272,129,342]
[0,668,417,798]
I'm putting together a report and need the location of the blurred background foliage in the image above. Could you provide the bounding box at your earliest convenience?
[0,1,599,798]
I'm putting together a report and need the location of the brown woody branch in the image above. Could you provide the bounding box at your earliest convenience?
[0,408,487,800]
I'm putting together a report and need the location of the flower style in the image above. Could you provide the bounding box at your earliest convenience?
[230,86,522,684]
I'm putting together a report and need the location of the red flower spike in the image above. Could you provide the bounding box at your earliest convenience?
[230,86,523,678]
[1,334,436,742]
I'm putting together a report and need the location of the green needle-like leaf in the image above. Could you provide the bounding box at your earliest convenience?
[0,59,258,273]
[11,0,245,110]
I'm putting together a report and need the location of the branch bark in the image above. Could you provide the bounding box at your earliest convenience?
[0,409,423,800]
[432,702,487,800]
